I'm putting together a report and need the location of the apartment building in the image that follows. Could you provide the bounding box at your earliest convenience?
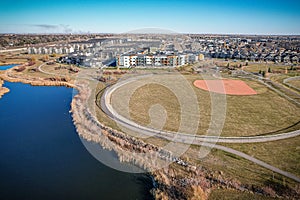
[116,53,188,68]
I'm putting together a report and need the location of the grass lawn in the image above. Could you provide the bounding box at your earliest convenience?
[208,189,280,200]
[223,137,300,177]
[287,79,300,89]
[14,61,55,79]
[270,74,290,83]
[95,82,120,130]
[110,74,300,137]
[243,63,286,73]
[40,63,80,78]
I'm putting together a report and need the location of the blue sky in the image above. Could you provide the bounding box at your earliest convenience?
[0,0,299,34]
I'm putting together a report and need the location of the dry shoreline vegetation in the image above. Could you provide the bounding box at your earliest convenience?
[0,78,9,98]
[0,57,300,199]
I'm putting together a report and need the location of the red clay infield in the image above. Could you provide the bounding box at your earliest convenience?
[193,80,257,95]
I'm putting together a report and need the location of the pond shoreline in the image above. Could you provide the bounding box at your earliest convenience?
[0,79,9,98]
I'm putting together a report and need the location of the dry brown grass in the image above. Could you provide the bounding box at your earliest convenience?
[95,82,120,130]
[223,137,300,177]
[221,82,300,136]
[243,63,287,73]
[288,79,300,89]
[110,74,300,137]
[208,189,280,200]
[128,83,181,132]
[40,63,80,78]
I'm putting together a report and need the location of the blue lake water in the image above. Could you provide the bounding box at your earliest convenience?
[0,64,18,70]
[0,81,153,200]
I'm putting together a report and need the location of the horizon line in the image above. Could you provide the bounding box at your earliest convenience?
[0,32,300,36]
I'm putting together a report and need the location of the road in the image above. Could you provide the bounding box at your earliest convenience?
[0,48,27,53]
[38,63,54,75]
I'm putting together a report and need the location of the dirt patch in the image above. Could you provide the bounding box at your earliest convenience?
[194,79,257,95]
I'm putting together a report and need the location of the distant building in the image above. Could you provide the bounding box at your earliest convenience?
[27,45,75,55]
[198,54,205,61]
[116,53,188,68]
[188,54,199,63]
